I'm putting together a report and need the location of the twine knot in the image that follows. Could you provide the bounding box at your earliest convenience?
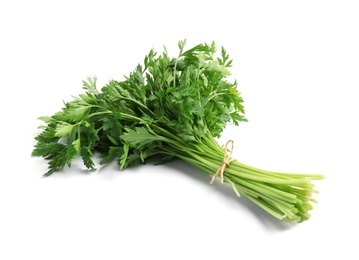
[210,140,235,184]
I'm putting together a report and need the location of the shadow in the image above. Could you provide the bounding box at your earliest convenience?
[162,159,295,232]
[37,151,295,231]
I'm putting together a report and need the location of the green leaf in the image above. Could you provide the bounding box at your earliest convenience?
[100,146,123,165]
[121,127,162,147]
[83,77,99,95]
[81,146,95,170]
[178,39,186,54]
[65,105,90,122]
[102,117,114,131]
[230,112,248,125]
[66,147,78,166]
[32,142,65,157]
[119,144,129,170]
[54,123,75,137]
[72,138,81,153]
[107,134,119,145]
[38,116,53,123]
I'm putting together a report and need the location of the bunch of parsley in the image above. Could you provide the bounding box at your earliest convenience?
[32,40,324,222]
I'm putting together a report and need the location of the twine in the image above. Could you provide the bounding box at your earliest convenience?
[209,140,235,184]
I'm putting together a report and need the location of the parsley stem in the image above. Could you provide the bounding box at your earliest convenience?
[87,110,143,123]
[87,111,113,118]
[159,134,323,222]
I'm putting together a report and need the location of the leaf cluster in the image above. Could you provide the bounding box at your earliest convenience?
[32,40,247,176]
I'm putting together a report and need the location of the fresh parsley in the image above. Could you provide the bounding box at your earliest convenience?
[32,40,324,222]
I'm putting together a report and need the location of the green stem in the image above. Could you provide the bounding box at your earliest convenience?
[88,110,143,123]
[161,133,324,223]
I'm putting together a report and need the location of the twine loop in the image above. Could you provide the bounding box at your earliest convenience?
[210,140,235,184]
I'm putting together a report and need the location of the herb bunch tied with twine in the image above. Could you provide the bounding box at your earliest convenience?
[32,40,324,223]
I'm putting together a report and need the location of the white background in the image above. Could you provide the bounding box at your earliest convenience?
[1,0,358,259]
